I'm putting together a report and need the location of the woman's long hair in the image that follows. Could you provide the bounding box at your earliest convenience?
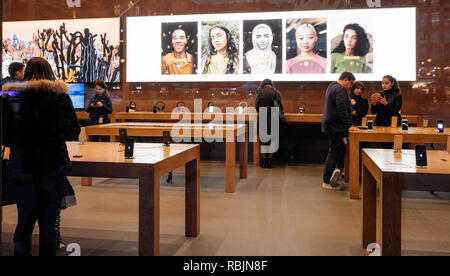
[383,75,401,94]
[332,23,370,57]
[202,24,239,74]
[23,57,56,81]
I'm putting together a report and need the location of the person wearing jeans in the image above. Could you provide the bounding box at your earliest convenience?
[321,72,360,190]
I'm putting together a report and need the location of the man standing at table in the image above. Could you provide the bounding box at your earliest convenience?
[321,72,360,190]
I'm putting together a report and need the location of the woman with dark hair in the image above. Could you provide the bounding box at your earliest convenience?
[2,57,80,256]
[256,79,284,168]
[350,81,369,126]
[86,79,113,125]
[370,75,403,126]
[331,23,371,74]
[202,24,239,74]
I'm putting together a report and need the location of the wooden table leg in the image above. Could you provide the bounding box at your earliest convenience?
[139,165,160,256]
[362,163,377,249]
[81,177,92,187]
[0,195,2,256]
[380,173,402,256]
[239,129,248,179]
[186,157,200,237]
[349,134,360,199]
[344,144,349,183]
[253,137,260,166]
[226,140,236,193]
[81,134,95,186]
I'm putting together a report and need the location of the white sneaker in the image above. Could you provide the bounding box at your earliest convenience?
[330,169,341,186]
[322,182,342,190]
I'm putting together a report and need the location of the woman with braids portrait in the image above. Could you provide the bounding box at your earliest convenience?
[201,24,239,75]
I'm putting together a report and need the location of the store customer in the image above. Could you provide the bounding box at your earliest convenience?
[86,79,113,125]
[2,57,80,256]
[321,72,359,190]
[256,78,284,168]
[370,75,402,127]
[350,81,369,126]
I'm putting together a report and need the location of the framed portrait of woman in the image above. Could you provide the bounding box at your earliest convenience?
[286,18,327,74]
[242,19,282,75]
[201,21,240,75]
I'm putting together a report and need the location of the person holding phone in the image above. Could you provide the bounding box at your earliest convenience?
[370,75,403,127]
[86,79,113,125]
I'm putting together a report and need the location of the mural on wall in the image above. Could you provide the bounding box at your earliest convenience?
[2,18,120,83]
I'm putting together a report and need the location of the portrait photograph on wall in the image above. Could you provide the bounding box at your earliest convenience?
[329,17,374,74]
[286,18,327,74]
[201,21,240,75]
[2,18,120,83]
[243,19,282,75]
[161,22,198,75]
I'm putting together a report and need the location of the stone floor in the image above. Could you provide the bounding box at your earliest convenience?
[1,162,450,256]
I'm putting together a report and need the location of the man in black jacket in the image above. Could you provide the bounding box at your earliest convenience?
[1,62,25,86]
[321,72,359,190]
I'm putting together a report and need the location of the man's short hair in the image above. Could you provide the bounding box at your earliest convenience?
[339,72,356,81]
[8,62,25,78]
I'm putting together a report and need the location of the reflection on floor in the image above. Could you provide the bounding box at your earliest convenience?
[2,162,450,256]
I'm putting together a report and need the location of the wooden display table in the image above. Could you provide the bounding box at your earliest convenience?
[361,149,450,256]
[347,127,449,199]
[284,113,424,127]
[112,112,259,165]
[285,113,323,123]
[75,111,90,121]
[0,142,200,256]
[84,122,247,193]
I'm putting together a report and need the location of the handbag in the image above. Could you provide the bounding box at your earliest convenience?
[274,100,287,125]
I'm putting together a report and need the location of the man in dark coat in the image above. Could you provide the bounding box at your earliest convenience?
[321,72,359,190]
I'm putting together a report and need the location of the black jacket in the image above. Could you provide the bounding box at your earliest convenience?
[256,85,284,133]
[370,89,403,126]
[322,82,352,134]
[1,77,19,87]
[2,80,81,173]
[350,94,369,126]
[85,93,113,124]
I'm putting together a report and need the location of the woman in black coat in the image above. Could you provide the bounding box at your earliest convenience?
[350,81,369,126]
[3,57,80,256]
[256,79,284,168]
[370,75,403,126]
